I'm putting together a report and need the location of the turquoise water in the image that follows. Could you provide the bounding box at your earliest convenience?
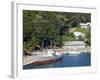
[23,52,91,69]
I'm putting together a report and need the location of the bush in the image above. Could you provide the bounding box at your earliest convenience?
[62,33,76,41]
[75,28,89,34]
[78,35,85,41]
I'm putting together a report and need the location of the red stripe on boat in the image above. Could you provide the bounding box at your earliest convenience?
[33,57,62,65]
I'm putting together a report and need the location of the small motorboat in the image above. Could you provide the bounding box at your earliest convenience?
[33,49,63,64]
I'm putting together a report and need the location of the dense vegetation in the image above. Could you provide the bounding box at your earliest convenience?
[23,10,91,52]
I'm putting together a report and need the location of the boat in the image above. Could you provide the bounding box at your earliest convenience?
[33,49,63,64]
[32,37,63,64]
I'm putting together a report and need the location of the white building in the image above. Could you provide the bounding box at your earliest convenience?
[62,41,86,50]
[73,31,85,40]
[79,22,91,29]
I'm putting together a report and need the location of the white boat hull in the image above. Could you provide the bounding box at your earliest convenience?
[33,54,63,64]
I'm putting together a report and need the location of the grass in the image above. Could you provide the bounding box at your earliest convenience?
[75,27,89,34]
[62,33,77,41]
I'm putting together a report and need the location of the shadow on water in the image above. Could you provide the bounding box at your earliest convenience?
[23,53,91,70]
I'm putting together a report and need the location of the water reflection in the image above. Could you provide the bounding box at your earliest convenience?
[23,53,91,69]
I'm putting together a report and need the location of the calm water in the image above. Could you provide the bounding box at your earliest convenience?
[23,53,91,69]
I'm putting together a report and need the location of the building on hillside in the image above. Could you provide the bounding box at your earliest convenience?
[62,41,86,50]
[73,31,85,40]
[79,22,91,29]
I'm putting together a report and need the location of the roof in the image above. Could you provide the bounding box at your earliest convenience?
[79,22,91,26]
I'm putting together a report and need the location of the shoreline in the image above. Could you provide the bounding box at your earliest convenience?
[23,47,91,65]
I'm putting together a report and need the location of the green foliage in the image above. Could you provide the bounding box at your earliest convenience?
[75,28,89,34]
[23,36,40,52]
[75,28,91,45]
[62,33,76,41]
[78,35,85,41]
[85,29,91,46]
[23,10,91,52]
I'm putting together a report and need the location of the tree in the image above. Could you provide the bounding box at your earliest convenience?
[23,10,91,52]
[78,35,85,41]
[85,29,91,46]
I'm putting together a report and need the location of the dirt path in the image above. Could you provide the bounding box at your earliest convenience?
[69,28,76,32]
